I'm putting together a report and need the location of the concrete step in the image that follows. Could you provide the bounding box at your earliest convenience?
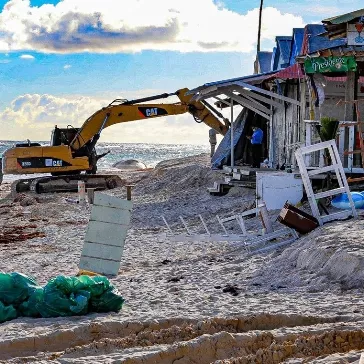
[232,172,243,180]
[207,181,232,196]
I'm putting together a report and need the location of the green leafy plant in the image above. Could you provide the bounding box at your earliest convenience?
[315,117,339,166]
[317,117,339,142]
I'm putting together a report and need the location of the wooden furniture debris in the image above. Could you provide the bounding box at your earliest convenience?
[278,202,319,234]
[162,202,298,256]
[295,140,357,225]
[79,192,133,276]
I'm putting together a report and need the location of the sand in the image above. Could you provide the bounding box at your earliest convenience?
[1,153,364,363]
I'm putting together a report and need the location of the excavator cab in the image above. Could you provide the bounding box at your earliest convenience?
[50,125,80,147]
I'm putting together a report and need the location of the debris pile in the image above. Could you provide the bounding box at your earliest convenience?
[0,225,45,245]
[13,193,39,206]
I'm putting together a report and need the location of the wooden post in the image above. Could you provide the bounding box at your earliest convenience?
[230,100,234,169]
[344,71,356,121]
[344,71,357,169]
[126,185,133,201]
[258,202,273,233]
[268,100,274,168]
[87,188,96,204]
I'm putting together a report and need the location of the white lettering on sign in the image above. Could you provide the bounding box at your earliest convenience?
[21,161,32,167]
[145,108,158,117]
[311,57,346,72]
[52,160,63,167]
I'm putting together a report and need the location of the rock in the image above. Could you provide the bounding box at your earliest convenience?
[112,159,147,170]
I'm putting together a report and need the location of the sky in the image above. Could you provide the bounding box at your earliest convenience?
[0,0,362,144]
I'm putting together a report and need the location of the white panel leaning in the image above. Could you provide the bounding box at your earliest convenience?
[79,193,133,276]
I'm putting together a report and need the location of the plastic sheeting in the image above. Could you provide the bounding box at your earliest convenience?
[0,273,124,323]
[211,108,248,169]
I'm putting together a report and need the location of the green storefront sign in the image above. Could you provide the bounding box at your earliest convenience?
[304,56,357,74]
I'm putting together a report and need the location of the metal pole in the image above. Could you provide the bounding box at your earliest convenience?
[230,100,234,169]
[257,0,264,53]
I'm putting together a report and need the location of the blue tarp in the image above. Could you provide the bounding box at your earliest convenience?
[257,52,273,73]
[272,36,292,70]
[303,24,346,54]
[289,28,304,65]
[211,109,248,169]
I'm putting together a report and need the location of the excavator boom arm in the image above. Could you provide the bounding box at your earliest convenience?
[70,88,228,151]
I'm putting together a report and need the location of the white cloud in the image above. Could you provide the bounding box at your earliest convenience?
[275,0,361,21]
[19,54,34,59]
[0,92,218,144]
[63,64,71,69]
[0,0,304,53]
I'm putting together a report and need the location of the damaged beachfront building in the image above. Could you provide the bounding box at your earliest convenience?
[188,8,364,175]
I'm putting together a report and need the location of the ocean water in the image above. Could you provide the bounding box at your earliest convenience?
[0,140,209,170]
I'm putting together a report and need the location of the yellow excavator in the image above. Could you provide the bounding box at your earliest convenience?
[1,88,229,194]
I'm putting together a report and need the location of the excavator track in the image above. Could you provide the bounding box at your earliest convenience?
[11,174,124,195]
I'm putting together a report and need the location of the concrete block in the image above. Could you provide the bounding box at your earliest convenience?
[90,205,131,225]
[79,256,121,276]
[94,193,133,210]
[79,193,133,276]
[81,241,124,261]
[85,221,128,246]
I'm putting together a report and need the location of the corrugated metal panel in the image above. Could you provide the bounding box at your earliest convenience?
[271,63,305,80]
[187,71,277,94]
[323,9,364,25]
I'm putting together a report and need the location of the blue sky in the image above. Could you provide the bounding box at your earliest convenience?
[0,0,362,143]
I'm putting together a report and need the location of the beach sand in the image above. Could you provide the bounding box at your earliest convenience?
[1,153,364,363]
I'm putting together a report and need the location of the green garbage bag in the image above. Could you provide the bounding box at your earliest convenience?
[77,275,111,297]
[35,281,90,318]
[0,301,17,323]
[18,287,44,317]
[49,276,107,297]
[0,272,39,305]
[87,277,124,312]
[89,287,125,313]
[43,275,124,314]
[0,273,124,321]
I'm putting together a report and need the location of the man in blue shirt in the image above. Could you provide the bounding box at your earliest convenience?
[247,126,263,168]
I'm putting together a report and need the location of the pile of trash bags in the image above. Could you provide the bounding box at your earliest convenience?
[0,273,125,323]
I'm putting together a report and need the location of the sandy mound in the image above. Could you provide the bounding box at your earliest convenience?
[1,153,364,363]
[250,219,364,291]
